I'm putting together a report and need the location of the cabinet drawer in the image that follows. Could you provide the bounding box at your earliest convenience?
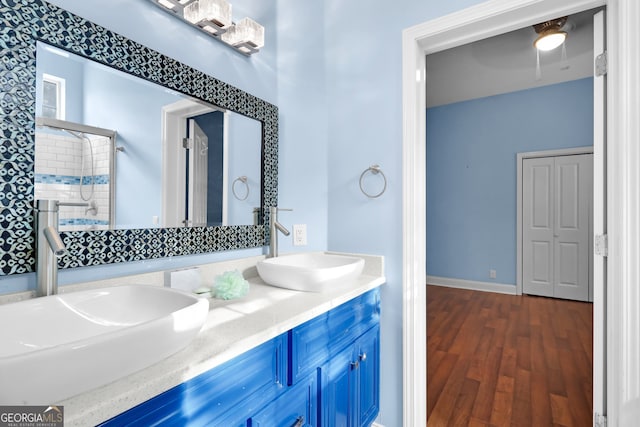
[289,288,380,385]
[99,334,286,427]
[249,373,317,427]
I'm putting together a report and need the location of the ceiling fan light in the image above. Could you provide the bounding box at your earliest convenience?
[534,30,567,51]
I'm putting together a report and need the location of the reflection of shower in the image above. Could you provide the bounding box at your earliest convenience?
[35,117,118,230]
[64,129,95,201]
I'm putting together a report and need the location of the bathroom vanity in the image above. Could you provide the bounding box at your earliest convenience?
[52,254,385,426]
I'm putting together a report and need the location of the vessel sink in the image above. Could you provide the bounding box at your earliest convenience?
[0,285,209,404]
[256,252,365,292]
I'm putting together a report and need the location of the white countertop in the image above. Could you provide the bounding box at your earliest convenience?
[58,252,385,426]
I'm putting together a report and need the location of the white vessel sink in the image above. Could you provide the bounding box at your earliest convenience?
[0,285,209,404]
[257,252,365,292]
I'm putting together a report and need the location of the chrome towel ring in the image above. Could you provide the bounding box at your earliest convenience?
[232,176,250,201]
[359,164,387,198]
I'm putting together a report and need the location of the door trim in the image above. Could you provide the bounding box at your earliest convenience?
[401,0,608,425]
[516,147,594,297]
[161,99,223,227]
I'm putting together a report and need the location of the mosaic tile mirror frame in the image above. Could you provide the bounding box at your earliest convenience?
[0,0,277,275]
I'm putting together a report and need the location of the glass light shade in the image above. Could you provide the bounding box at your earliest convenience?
[184,0,231,28]
[221,17,264,49]
[534,31,567,51]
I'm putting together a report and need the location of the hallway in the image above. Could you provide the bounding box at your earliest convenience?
[427,285,593,426]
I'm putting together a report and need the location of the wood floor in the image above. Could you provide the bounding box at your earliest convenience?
[427,285,593,427]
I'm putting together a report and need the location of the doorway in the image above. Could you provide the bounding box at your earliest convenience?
[401,0,609,425]
[161,99,228,228]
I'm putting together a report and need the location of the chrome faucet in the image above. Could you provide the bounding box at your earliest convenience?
[35,200,87,296]
[268,207,291,258]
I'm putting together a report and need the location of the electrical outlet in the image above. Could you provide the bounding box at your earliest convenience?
[293,224,307,246]
[489,269,497,279]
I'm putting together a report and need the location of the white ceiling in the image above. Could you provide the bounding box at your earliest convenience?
[426,8,602,108]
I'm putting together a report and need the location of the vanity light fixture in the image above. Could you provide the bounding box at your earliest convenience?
[149,0,264,55]
[221,17,264,54]
[183,0,232,34]
[533,17,568,51]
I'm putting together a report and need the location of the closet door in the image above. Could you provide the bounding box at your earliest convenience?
[523,157,555,297]
[553,154,592,301]
[523,154,592,301]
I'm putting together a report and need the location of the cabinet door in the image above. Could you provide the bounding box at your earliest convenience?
[320,326,380,427]
[249,374,317,427]
[356,326,380,427]
[321,346,356,427]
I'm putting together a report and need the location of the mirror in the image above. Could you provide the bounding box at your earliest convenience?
[0,0,278,276]
[34,42,262,231]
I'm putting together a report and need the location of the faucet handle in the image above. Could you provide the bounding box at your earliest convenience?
[269,206,293,215]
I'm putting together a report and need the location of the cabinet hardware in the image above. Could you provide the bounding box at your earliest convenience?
[291,416,304,427]
[360,352,367,362]
[351,360,360,369]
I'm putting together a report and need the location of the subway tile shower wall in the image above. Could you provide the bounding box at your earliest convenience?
[34,132,111,231]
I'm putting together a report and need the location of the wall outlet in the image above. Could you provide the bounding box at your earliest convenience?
[489,269,497,279]
[293,224,307,246]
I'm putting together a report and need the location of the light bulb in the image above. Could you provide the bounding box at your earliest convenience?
[534,31,566,51]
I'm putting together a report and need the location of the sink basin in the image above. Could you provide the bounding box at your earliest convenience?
[0,285,209,404]
[256,252,365,292]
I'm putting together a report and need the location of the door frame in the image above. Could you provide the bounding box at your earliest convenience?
[161,99,227,227]
[516,147,594,298]
[401,0,622,425]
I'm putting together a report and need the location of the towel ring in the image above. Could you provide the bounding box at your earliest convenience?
[359,164,387,198]
[232,176,250,201]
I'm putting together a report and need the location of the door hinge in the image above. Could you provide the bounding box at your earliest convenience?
[595,234,608,257]
[594,413,607,427]
[595,51,607,76]
[182,137,194,149]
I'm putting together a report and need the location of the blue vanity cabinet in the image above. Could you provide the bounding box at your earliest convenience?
[320,325,380,427]
[99,288,381,427]
[290,288,381,427]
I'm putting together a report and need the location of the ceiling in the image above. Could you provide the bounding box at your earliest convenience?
[426,8,602,108]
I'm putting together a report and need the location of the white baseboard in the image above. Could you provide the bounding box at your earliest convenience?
[427,275,517,295]
[371,423,385,427]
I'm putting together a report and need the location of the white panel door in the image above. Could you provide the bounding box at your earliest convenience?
[523,157,555,297]
[523,154,592,301]
[553,154,592,301]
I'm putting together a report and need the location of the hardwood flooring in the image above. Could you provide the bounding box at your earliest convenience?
[427,285,593,427]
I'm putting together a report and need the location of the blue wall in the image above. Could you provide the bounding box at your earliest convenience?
[227,113,262,225]
[36,43,85,123]
[426,78,594,285]
[317,1,486,425]
[82,62,182,228]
